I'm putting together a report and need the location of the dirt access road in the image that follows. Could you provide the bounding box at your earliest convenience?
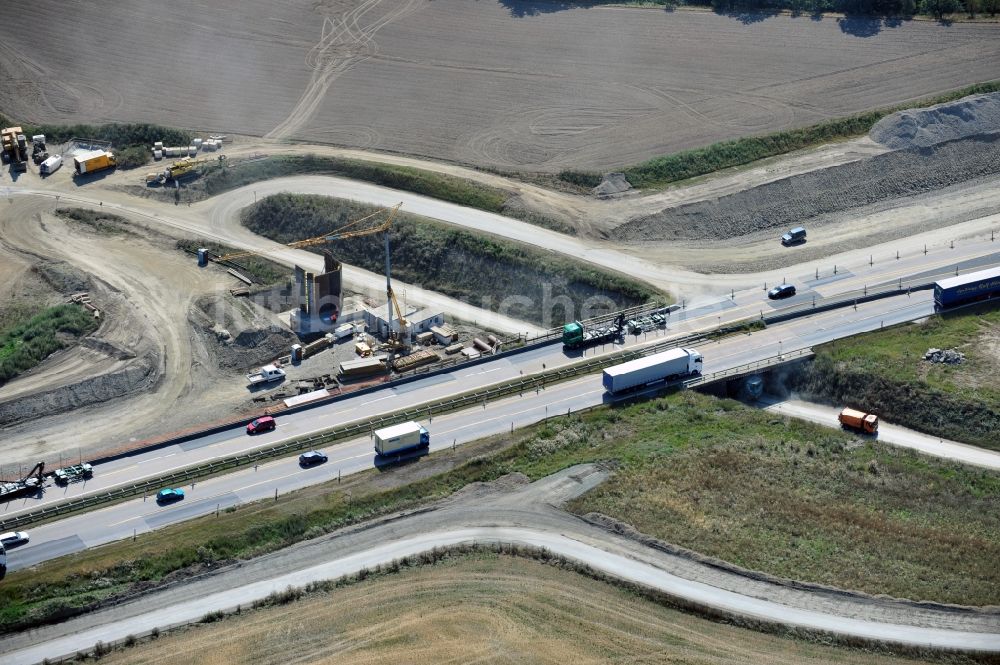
[2,465,997,665]
[2,1,999,172]
[0,197,251,464]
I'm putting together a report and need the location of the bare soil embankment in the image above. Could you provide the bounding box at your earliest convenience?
[0,200,292,464]
[613,134,1000,245]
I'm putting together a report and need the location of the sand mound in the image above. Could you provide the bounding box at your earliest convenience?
[870,92,1000,150]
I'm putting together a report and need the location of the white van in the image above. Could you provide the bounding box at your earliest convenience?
[39,155,62,175]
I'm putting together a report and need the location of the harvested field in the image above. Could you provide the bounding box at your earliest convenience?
[612,133,1000,245]
[85,556,953,665]
[2,2,1000,172]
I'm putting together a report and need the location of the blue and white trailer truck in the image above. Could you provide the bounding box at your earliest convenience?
[374,421,430,456]
[603,348,703,394]
[934,266,1000,310]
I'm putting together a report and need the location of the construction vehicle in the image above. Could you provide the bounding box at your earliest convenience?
[838,408,878,435]
[0,461,45,500]
[1,127,28,172]
[145,156,215,185]
[246,364,286,385]
[54,462,93,485]
[74,149,117,175]
[563,313,625,350]
[214,203,411,357]
[31,135,48,164]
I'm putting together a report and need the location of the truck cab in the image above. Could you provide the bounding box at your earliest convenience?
[562,321,584,347]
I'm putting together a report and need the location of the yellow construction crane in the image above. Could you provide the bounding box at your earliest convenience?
[213,202,410,349]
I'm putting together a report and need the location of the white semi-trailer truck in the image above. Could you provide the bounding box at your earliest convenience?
[602,348,703,394]
[374,421,430,456]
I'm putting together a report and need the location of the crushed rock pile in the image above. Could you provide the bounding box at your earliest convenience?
[592,173,633,199]
[612,134,1000,243]
[870,92,1000,150]
[924,348,965,364]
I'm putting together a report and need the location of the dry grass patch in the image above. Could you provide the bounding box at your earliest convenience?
[83,555,957,665]
[791,305,1000,448]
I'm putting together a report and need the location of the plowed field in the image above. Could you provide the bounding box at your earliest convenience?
[2,1,999,172]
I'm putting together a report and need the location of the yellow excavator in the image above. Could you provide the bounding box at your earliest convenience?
[214,203,411,353]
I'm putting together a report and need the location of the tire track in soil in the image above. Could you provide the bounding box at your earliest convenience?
[266,0,422,141]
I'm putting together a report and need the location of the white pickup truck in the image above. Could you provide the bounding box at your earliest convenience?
[246,364,286,385]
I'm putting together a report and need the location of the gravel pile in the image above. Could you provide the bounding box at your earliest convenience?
[924,348,965,364]
[612,133,1000,243]
[870,92,1000,150]
[592,173,632,199]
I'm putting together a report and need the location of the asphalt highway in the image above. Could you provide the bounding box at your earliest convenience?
[2,292,940,572]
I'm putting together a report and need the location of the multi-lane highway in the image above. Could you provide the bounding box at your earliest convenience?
[1,290,945,572]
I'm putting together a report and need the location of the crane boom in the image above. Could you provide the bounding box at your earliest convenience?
[213,203,401,262]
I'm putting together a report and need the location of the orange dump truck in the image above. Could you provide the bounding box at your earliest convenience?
[838,408,878,434]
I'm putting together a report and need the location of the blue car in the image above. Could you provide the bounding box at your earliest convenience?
[156,488,185,503]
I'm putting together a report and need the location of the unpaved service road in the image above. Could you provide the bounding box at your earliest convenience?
[2,1,999,171]
[2,466,998,665]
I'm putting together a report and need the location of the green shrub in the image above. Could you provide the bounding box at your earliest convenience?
[241,194,660,325]
[612,79,1000,189]
[0,305,99,382]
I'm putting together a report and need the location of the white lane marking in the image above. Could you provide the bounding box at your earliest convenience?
[463,367,505,377]
[108,515,143,527]
[435,388,604,436]
[136,453,176,465]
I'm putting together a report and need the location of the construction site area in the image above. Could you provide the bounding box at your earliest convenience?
[1,1,1000,663]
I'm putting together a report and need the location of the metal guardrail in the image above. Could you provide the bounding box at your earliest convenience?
[0,324,710,531]
[684,348,813,387]
[0,282,935,530]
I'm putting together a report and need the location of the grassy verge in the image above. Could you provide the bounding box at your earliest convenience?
[241,194,658,325]
[55,208,135,236]
[195,154,575,234]
[3,391,997,634]
[789,304,1000,449]
[0,304,99,382]
[0,114,189,169]
[83,553,963,665]
[560,80,1000,189]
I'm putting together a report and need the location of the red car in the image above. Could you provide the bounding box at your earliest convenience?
[247,415,276,435]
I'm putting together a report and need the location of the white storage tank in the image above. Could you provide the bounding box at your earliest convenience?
[192,137,203,148]
[188,145,197,155]
[153,141,164,149]
[153,149,163,160]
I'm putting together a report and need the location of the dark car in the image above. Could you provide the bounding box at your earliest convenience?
[299,451,328,466]
[247,415,276,435]
[156,488,185,503]
[768,284,797,300]
[781,227,807,246]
